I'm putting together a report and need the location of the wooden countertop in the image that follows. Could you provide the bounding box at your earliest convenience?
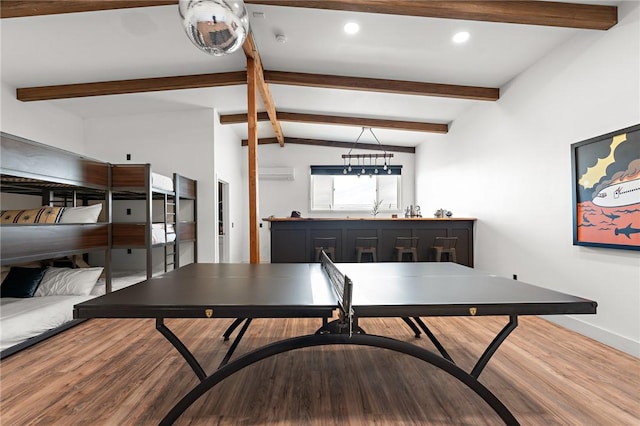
[262,217,477,222]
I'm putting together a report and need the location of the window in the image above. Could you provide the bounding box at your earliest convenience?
[310,166,401,212]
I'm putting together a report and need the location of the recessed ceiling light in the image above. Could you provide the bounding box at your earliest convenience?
[453,31,470,44]
[344,22,360,35]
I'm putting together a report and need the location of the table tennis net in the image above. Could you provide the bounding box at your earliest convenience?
[320,250,354,333]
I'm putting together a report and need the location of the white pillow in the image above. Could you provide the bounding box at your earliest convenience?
[35,267,104,296]
[59,204,102,223]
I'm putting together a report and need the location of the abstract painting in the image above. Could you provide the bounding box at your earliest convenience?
[571,124,640,251]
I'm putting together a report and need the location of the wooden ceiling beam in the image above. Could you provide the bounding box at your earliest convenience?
[16,71,497,102]
[281,112,448,133]
[2,1,617,31]
[242,33,284,146]
[222,112,271,124]
[16,72,247,101]
[222,111,448,134]
[0,1,175,18]
[246,1,617,30]
[242,137,416,154]
[264,71,499,101]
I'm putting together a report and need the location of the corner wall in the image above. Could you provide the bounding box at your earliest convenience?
[84,109,217,264]
[415,3,640,356]
[214,110,249,263]
[1,82,85,153]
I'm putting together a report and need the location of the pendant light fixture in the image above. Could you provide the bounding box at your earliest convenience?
[342,127,394,176]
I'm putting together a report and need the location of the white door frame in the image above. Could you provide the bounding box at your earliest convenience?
[218,179,230,263]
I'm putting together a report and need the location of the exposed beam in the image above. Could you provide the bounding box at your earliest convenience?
[222,112,272,124]
[16,72,247,102]
[222,112,448,134]
[277,112,447,133]
[1,1,175,18]
[242,33,284,146]
[246,1,617,30]
[246,57,260,264]
[1,1,617,31]
[17,71,497,102]
[242,137,416,154]
[264,71,499,101]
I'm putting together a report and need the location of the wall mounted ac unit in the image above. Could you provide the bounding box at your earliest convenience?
[258,167,295,181]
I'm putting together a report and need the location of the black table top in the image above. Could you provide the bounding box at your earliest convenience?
[74,262,597,319]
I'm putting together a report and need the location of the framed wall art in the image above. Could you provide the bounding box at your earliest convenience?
[571,123,640,251]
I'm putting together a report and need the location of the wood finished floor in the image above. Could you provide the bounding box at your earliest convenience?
[1,315,638,425]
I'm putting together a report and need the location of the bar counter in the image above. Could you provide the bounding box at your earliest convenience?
[263,217,476,267]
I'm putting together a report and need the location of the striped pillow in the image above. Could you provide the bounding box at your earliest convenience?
[0,207,65,224]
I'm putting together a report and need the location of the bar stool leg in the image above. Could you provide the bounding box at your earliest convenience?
[434,247,443,262]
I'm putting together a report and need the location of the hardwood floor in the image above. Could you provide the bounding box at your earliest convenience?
[1,315,638,425]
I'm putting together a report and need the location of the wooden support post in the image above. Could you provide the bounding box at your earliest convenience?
[242,33,284,146]
[247,56,260,264]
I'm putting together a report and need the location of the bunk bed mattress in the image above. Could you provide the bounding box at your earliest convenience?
[0,295,94,351]
[151,173,174,192]
[151,223,176,244]
[91,270,148,295]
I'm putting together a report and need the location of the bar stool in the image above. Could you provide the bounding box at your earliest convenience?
[355,237,378,262]
[432,237,458,262]
[313,237,336,261]
[394,236,419,262]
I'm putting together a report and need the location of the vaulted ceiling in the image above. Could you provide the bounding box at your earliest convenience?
[1,1,619,151]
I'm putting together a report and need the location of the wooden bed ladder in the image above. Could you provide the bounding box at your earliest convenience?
[164,193,177,273]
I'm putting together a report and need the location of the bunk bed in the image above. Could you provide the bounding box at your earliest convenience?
[0,133,199,358]
[175,173,198,265]
[0,132,112,358]
[110,165,198,279]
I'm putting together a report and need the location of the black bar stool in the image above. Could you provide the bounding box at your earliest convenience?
[313,237,336,261]
[355,237,378,262]
[432,237,458,262]
[394,236,419,262]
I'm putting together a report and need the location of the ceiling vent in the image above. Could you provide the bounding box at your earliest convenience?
[258,167,295,181]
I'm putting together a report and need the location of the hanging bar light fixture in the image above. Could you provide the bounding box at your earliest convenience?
[342,127,394,176]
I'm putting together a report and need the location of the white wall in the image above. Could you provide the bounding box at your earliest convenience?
[84,109,217,266]
[415,3,640,356]
[1,82,85,153]
[1,82,86,211]
[213,110,249,263]
[254,143,415,262]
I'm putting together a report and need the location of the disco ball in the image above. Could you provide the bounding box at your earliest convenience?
[179,0,249,56]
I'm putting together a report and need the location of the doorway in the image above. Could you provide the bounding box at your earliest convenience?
[218,180,230,263]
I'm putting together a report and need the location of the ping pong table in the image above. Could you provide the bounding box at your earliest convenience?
[74,253,597,425]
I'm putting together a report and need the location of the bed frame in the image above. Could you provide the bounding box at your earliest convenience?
[175,173,198,266]
[111,165,198,278]
[0,132,198,358]
[1,132,112,272]
[0,132,112,359]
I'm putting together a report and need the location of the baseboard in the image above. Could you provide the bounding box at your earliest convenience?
[543,315,639,358]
